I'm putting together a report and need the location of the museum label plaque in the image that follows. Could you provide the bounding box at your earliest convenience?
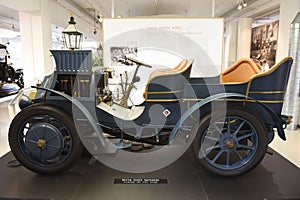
[114,178,168,184]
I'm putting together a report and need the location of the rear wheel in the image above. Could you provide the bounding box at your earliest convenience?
[5,66,15,82]
[15,69,24,88]
[192,106,268,176]
[9,104,83,174]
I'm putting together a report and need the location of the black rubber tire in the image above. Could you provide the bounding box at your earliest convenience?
[9,104,83,174]
[192,106,268,177]
[5,66,15,83]
[15,70,24,88]
[16,76,24,88]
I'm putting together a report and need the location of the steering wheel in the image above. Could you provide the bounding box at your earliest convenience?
[120,56,152,68]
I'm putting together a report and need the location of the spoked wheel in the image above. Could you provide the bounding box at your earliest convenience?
[192,106,268,176]
[9,104,83,174]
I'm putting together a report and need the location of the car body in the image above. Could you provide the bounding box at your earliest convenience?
[8,50,293,176]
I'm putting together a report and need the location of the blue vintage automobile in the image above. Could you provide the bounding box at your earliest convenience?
[8,50,293,176]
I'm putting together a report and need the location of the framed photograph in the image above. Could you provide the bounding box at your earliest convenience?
[251,20,279,71]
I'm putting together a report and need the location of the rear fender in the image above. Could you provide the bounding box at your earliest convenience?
[169,93,285,144]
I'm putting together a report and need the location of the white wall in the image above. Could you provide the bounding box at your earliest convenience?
[236,18,252,59]
[224,21,238,68]
[277,0,300,61]
[0,0,101,86]
[224,18,252,68]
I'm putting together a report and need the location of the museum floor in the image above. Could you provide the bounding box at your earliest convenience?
[1,97,300,199]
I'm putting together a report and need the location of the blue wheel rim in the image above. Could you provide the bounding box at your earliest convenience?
[200,116,258,170]
[17,114,73,167]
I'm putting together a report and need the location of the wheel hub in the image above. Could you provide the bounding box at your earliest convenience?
[25,123,64,160]
[37,139,46,149]
[226,140,235,149]
[220,135,236,149]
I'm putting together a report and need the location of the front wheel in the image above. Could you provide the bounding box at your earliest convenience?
[9,104,83,174]
[192,106,268,176]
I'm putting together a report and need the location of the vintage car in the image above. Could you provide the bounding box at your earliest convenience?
[0,44,24,88]
[8,50,293,176]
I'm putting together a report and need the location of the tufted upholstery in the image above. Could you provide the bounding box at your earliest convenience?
[220,58,261,83]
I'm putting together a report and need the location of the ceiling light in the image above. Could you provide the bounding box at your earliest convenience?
[97,14,103,23]
[237,0,247,10]
[237,3,243,10]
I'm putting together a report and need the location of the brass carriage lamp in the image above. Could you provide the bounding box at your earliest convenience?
[62,15,83,50]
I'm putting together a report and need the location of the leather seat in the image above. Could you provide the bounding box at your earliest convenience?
[144,59,194,100]
[147,59,188,82]
[220,58,260,83]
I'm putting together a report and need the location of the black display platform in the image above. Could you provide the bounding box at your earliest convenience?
[0,148,299,200]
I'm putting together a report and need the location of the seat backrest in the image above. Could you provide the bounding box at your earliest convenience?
[144,59,194,100]
[220,58,260,83]
[147,59,188,82]
[248,57,293,91]
[174,59,189,71]
[174,59,194,79]
[246,57,293,115]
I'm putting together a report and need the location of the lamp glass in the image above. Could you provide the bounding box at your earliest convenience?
[62,16,83,50]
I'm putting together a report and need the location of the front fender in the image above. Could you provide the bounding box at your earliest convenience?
[168,92,285,144]
[32,86,106,146]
